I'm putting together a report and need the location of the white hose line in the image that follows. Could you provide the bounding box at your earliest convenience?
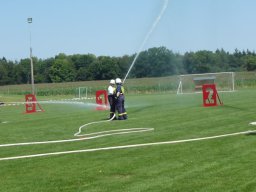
[0,130,255,161]
[74,113,116,136]
[74,128,154,139]
[0,114,154,148]
[0,128,154,148]
[74,114,154,138]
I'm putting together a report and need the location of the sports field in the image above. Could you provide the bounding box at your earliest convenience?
[0,88,256,191]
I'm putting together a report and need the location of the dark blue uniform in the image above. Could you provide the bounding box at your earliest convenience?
[115,84,127,120]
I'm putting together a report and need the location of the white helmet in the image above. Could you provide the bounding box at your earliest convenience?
[115,78,122,84]
[110,79,115,84]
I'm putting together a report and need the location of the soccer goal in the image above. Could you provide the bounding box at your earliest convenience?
[75,87,88,99]
[177,72,235,94]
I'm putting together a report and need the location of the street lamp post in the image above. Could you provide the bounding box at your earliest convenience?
[27,17,35,95]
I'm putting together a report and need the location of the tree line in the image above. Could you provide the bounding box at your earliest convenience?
[1,46,256,86]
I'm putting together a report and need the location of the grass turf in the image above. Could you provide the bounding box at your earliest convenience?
[0,89,256,191]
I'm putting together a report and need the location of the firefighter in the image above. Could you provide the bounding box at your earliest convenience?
[107,79,116,119]
[115,78,127,120]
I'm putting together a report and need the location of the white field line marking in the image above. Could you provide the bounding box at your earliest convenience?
[0,130,255,161]
[1,101,91,106]
[249,122,256,125]
[0,136,88,147]
[0,99,96,107]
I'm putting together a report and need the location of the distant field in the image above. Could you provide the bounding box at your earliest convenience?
[0,71,256,96]
[0,88,256,191]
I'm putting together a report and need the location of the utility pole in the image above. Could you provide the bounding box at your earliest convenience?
[27,17,35,95]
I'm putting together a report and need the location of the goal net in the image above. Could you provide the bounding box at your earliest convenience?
[75,87,88,99]
[177,72,235,94]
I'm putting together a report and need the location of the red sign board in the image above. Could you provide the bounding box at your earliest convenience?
[202,84,223,107]
[95,90,108,110]
[25,94,44,113]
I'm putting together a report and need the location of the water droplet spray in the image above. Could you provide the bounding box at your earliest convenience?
[123,0,169,83]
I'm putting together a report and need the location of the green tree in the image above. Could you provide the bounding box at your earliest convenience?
[244,55,256,71]
[86,56,120,80]
[132,47,179,78]
[213,49,230,72]
[71,54,96,69]
[229,49,245,71]
[71,54,97,81]
[14,58,31,84]
[49,57,75,83]
[3,47,256,85]
[117,55,132,78]
[0,58,15,85]
[35,58,54,83]
[183,50,214,74]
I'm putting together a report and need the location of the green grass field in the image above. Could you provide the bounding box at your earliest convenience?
[1,89,256,192]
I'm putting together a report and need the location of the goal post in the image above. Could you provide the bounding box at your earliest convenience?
[177,72,235,94]
[75,87,88,99]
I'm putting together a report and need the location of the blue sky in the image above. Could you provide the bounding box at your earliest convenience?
[1,0,256,61]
